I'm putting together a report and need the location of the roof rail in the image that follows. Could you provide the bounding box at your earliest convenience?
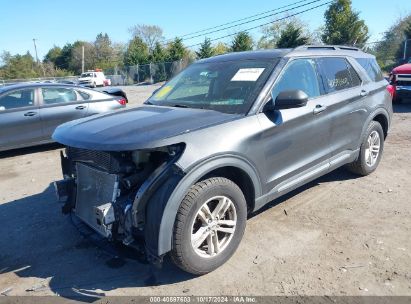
[338,46,360,51]
[294,45,361,52]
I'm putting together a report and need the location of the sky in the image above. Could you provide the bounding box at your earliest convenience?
[0,0,410,59]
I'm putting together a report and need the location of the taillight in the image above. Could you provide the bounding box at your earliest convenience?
[386,85,395,99]
[117,97,127,106]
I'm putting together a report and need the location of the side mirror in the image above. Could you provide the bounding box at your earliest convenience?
[273,90,308,109]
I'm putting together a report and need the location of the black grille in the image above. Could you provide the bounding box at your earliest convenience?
[66,147,124,173]
[397,80,411,86]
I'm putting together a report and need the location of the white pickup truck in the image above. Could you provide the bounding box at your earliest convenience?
[78,71,109,88]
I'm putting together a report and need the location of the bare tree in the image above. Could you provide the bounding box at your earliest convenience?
[129,24,164,52]
[258,16,315,49]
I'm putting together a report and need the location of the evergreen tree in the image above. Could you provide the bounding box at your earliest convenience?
[94,33,114,68]
[322,0,369,45]
[276,23,310,48]
[150,42,167,63]
[196,38,214,59]
[56,43,74,70]
[404,20,411,39]
[43,46,62,65]
[124,36,150,65]
[231,32,254,52]
[167,38,187,61]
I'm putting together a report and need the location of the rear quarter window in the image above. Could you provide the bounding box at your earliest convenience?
[317,57,361,93]
[77,90,91,100]
[355,58,384,82]
[42,87,78,104]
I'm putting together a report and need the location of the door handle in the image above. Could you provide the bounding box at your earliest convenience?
[75,105,86,110]
[313,104,327,114]
[24,111,37,117]
[360,89,369,97]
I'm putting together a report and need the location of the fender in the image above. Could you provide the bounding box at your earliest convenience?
[155,154,263,256]
[356,107,391,148]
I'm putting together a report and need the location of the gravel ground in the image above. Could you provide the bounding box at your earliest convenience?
[0,87,410,299]
[121,84,162,107]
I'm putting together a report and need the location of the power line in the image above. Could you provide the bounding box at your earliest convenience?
[186,1,332,48]
[166,0,318,42]
[179,0,326,43]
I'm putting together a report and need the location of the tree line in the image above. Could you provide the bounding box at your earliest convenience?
[1,0,410,80]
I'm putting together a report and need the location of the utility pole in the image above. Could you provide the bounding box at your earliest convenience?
[32,38,39,63]
[81,45,85,73]
[32,38,46,77]
[404,39,411,62]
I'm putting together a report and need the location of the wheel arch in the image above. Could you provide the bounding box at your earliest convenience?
[358,108,390,147]
[156,154,262,256]
[373,113,389,139]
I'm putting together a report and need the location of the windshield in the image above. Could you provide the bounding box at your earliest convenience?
[148,59,278,114]
[80,73,93,78]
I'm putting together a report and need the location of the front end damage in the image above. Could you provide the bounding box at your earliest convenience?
[54,144,185,264]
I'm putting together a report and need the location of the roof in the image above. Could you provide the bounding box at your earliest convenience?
[0,82,84,93]
[198,45,373,64]
[198,49,292,63]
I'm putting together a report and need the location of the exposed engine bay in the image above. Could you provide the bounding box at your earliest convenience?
[54,144,184,262]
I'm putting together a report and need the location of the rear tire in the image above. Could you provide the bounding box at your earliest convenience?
[347,121,384,176]
[171,177,247,275]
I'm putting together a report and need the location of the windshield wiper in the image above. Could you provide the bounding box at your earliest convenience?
[170,104,189,108]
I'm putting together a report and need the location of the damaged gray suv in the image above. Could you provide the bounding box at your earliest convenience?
[54,46,393,274]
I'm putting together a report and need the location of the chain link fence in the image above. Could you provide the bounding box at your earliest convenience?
[0,59,190,87]
[104,59,188,86]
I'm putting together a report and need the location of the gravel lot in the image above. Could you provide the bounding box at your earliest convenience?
[121,84,162,106]
[0,86,410,299]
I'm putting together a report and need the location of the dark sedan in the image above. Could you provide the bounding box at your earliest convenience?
[0,83,127,152]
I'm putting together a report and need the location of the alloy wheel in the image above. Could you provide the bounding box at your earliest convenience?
[191,196,237,258]
[365,130,381,167]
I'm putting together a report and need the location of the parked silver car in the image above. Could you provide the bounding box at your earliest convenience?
[54,46,393,274]
[0,83,126,151]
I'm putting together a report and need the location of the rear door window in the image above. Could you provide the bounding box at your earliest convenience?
[317,57,361,93]
[0,89,35,110]
[355,58,384,82]
[42,87,78,105]
[271,58,322,100]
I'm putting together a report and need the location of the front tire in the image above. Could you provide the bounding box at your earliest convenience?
[171,177,247,275]
[347,121,384,176]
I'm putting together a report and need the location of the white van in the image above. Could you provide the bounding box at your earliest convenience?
[78,71,107,88]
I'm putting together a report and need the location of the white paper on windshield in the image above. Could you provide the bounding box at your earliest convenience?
[231,68,265,81]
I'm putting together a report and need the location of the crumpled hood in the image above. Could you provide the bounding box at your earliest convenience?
[392,63,411,74]
[52,105,241,151]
